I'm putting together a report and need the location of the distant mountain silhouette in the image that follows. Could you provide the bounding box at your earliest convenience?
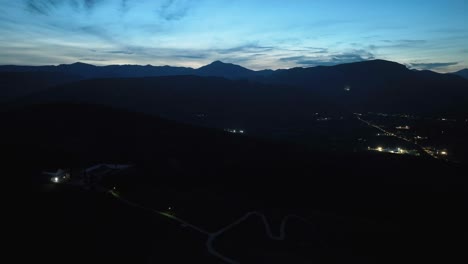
[3,60,468,118]
[452,69,468,80]
[0,71,80,102]
[0,60,271,80]
[0,62,194,79]
[196,60,272,79]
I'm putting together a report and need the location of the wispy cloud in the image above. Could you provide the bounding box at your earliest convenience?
[156,0,192,21]
[280,50,375,67]
[216,44,274,54]
[410,62,459,70]
[107,50,134,55]
[377,39,427,49]
[26,0,60,15]
[26,0,105,14]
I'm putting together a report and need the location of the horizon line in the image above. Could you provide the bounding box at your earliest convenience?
[0,59,465,74]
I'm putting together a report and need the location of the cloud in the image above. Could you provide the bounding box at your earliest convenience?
[156,0,191,21]
[79,57,110,62]
[377,39,427,49]
[78,25,116,43]
[216,44,274,54]
[330,52,375,63]
[399,39,427,44]
[26,0,131,15]
[107,50,134,55]
[119,0,130,13]
[410,62,459,70]
[26,0,61,15]
[280,50,375,67]
[286,47,328,53]
[174,53,208,59]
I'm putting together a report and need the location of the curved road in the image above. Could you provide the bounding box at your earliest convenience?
[110,190,314,263]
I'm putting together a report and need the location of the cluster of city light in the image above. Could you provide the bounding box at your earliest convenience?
[49,173,71,184]
[224,129,245,134]
[414,136,428,140]
[423,147,449,158]
[396,125,410,130]
[376,133,392,136]
[368,146,415,155]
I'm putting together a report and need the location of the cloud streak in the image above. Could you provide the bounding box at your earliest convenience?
[26,0,106,14]
[157,0,192,21]
[410,62,459,70]
[280,50,375,67]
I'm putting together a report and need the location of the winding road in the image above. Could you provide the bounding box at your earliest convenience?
[109,190,314,263]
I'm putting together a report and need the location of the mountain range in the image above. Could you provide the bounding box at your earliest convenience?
[0,60,272,80]
[1,60,468,119]
[2,59,467,80]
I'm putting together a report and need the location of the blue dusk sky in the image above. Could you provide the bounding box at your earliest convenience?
[0,0,467,72]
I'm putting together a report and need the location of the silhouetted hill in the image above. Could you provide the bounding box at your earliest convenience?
[3,59,468,117]
[1,103,304,171]
[12,68,468,126]
[264,60,468,115]
[5,103,467,263]
[10,75,349,133]
[452,69,468,79]
[196,60,270,79]
[0,60,271,80]
[0,62,194,79]
[0,71,81,101]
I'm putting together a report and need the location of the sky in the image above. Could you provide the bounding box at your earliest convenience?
[0,0,467,72]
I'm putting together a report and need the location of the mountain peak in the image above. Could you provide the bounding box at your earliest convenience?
[203,60,238,67]
[336,59,409,72]
[210,60,225,64]
[59,62,95,68]
[196,60,255,79]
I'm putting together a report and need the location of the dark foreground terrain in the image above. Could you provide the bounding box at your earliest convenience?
[4,103,467,263]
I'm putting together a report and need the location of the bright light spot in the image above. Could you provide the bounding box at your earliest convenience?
[377,147,383,152]
[396,125,410,130]
[440,151,448,155]
[239,130,244,134]
[51,177,60,183]
[168,207,172,210]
